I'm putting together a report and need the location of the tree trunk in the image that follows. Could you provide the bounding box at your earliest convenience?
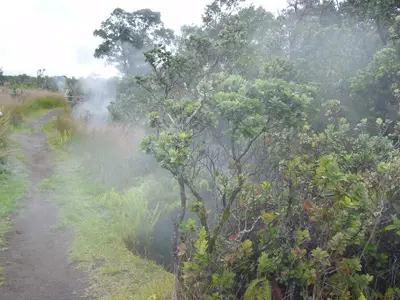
[172,176,187,297]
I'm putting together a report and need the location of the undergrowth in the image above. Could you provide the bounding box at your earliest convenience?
[2,95,67,128]
[42,107,86,149]
[41,156,174,299]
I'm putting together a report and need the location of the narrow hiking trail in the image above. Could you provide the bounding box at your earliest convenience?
[0,111,91,300]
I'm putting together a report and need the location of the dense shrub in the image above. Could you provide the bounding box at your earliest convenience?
[75,0,400,298]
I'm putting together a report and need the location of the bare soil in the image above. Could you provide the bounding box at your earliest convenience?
[0,110,91,300]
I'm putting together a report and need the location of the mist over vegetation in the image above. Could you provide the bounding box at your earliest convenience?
[1,0,400,299]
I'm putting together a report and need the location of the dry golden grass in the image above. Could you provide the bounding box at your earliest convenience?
[0,89,64,105]
[87,124,145,157]
[0,89,67,127]
[49,111,145,159]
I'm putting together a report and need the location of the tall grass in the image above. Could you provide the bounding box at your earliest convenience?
[1,93,67,127]
[70,124,153,190]
[0,89,63,105]
[100,175,179,256]
[42,107,86,149]
[0,109,11,169]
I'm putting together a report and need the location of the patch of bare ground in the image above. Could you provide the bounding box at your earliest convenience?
[0,110,92,300]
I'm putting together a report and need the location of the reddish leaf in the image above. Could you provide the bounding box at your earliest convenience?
[303,202,311,214]
[229,232,239,241]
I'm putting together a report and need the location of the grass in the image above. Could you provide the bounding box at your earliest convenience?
[0,169,27,223]
[42,118,73,149]
[42,156,173,300]
[0,156,29,283]
[0,150,28,229]
[1,93,67,129]
[0,94,62,283]
[38,110,174,299]
[41,107,86,150]
[0,89,64,105]
[39,176,58,191]
[0,96,66,285]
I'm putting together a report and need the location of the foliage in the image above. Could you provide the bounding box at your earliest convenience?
[88,0,400,299]
[0,67,4,86]
[341,0,400,45]
[99,178,177,254]
[93,8,175,76]
[349,47,400,123]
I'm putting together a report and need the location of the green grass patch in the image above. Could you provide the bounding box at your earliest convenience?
[0,165,28,220]
[10,123,33,134]
[49,156,173,300]
[0,157,29,283]
[39,176,58,191]
[9,108,55,133]
[2,96,68,128]
[22,97,67,111]
[0,221,12,250]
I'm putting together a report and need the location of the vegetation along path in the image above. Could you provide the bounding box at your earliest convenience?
[0,110,90,300]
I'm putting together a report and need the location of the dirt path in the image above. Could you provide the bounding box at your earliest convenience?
[0,110,91,300]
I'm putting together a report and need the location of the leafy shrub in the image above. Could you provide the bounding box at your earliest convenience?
[140,65,400,298]
[173,116,400,300]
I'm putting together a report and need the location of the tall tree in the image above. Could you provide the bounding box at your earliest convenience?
[341,0,400,45]
[93,8,175,76]
[0,67,4,86]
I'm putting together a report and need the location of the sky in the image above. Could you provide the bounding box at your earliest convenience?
[0,0,286,78]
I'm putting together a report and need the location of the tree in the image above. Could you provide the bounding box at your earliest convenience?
[36,68,46,89]
[0,67,4,86]
[349,47,400,125]
[93,8,175,76]
[341,0,400,45]
[140,47,314,297]
[92,2,400,299]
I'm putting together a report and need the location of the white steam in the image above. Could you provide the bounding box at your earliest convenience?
[72,74,117,127]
